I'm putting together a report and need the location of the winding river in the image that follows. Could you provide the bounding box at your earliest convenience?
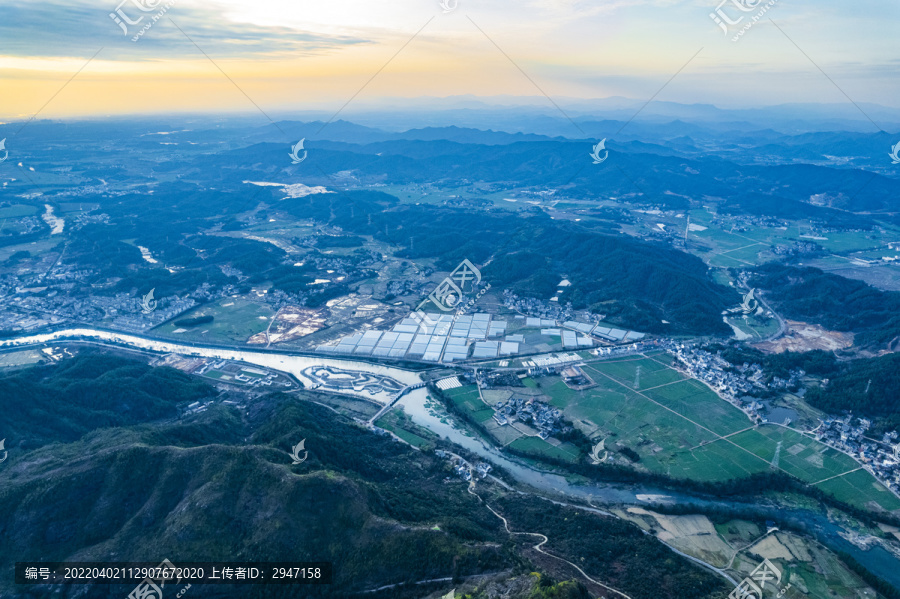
[4,328,900,588]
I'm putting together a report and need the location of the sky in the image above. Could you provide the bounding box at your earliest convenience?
[0,0,898,120]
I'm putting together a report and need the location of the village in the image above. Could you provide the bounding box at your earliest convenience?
[668,342,900,497]
[491,396,569,440]
[815,416,900,494]
[666,342,801,418]
[434,450,493,482]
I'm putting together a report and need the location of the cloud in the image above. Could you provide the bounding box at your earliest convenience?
[0,0,371,61]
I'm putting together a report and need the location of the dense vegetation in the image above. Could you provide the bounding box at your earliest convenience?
[54,184,378,309]
[462,574,593,599]
[8,122,900,339]
[494,495,730,599]
[708,343,839,379]
[174,315,215,327]
[751,264,900,346]
[0,352,214,451]
[619,446,641,462]
[805,353,900,422]
[14,148,755,336]
[279,191,737,335]
[0,356,729,598]
[839,552,900,599]
[0,395,506,598]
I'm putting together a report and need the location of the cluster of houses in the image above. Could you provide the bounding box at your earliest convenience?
[668,343,803,400]
[772,241,823,257]
[451,460,492,481]
[667,343,761,401]
[0,261,233,334]
[815,417,900,493]
[666,343,807,425]
[501,289,574,322]
[671,342,900,495]
[708,214,790,233]
[492,396,568,440]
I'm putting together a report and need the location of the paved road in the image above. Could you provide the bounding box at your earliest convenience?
[754,289,787,342]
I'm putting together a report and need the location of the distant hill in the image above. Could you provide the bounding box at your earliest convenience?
[751,264,900,347]
[276,191,738,335]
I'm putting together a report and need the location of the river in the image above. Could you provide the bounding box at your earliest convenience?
[398,389,900,587]
[0,328,420,404]
[4,328,900,588]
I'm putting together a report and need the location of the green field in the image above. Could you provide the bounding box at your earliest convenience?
[680,208,900,277]
[377,419,430,447]
[643,379,751,435]
[731,427,858,482]
[152,297,275,343]
[444,385,581,460]
[587,356,686,390]
[724,314,781,340]
[0,204,38,218]
[707,245,765,268]
[0,349,45,369]
[814,467,900,512]
[376,408,435,448]
[0,238,62,262]
[444,386,494,422]
[508,436,579,463]
[545,355,900,513]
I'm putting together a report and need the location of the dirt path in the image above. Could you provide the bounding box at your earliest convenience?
[468,485,633,599]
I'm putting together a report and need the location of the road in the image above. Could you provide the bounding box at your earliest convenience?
[754,288,788,342]
[468,485,633,599]
[6,328,900,591]
[367,382,427,425]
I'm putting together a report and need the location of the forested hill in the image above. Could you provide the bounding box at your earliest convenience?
[751,264,900,347]
[0,352,214,451]
[805,353,900,424]
[279,190,738,335]
[0,355,729,599]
